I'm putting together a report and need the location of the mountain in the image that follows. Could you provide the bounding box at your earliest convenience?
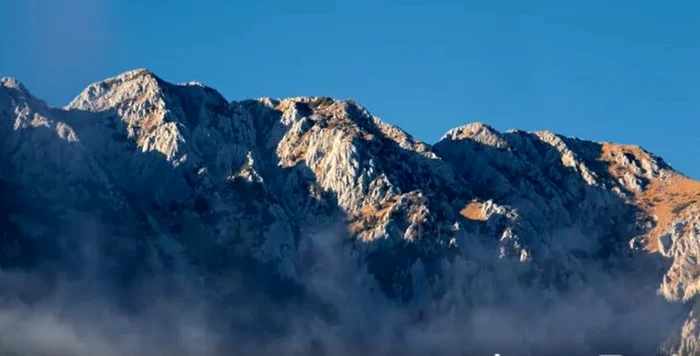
[0,69,698,355]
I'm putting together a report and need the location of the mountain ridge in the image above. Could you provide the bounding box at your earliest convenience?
[1,69,699,355]
[2,70,687,173]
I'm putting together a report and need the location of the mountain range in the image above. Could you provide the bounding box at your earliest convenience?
[0,69,698,355]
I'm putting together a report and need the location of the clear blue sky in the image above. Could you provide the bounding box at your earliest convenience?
[1,0,698,178]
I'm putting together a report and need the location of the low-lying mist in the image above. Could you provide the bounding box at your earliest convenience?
[0,218,686,356]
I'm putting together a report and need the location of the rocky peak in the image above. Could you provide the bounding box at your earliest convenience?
[1,77,27,91]
[0,77,107,200]
[67,69,161,110]
[442,122,510,149]
[0,77,48,112]
[269,95,467,242]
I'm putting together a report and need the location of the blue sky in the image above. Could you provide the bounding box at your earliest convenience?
[1,0,698,178]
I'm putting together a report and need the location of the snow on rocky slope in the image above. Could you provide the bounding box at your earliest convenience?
[0,69,698,354]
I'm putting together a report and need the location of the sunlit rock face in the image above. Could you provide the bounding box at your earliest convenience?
[0,70,698,355]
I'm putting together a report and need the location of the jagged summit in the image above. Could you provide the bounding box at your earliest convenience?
[0,77,38,102]
[103,68,158,83]
[0,76,49,114]
[0,77,26,90]
[441,122,509,149]
[1,69,699,354]
[441,122,498,136]
[66,68,162,110]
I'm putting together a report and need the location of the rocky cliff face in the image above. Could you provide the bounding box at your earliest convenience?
[0,69,698,355]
